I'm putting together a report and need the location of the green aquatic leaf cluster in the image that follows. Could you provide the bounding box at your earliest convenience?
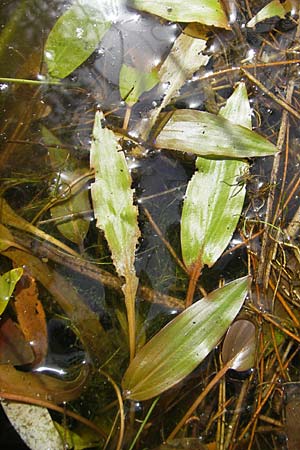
[43,2,279,402]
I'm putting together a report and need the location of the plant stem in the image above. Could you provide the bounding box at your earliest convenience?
[0,77,61,85]
[185,260,202,308]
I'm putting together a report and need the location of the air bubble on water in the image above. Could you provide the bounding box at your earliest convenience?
[44,50,54,60]
[76,27,84,39]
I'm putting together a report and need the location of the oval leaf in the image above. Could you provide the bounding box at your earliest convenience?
[130,0,230,29]
[119,64,159,106]
[122,276,249,401]
[0,268,23,315]
[222,319,256,371]
[181,83,251,269]
[155,110,278,158]
[45,0,121,78]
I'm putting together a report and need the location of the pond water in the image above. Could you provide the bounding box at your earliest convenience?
[1,1,300,449]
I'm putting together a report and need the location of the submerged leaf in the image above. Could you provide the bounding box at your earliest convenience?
[122,276,249,401]
[2,402,63,450]
[45,0,124,78]
[15,274,48,366]
[119,64,159,106]
[0,268,23,315]
[42,126,91,246]
[155,110,278,158]
[0,318,34,365]
[247,0,286,28]
[181,83,251,269]
[222,319,256,371]
[130,0,230,29]
[0,363,89,403]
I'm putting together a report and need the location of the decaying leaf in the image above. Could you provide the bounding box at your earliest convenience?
[90,111,140,359]
[0,267,23,315]
[0,362,89,403]
[181,83,251,270]
[136,32,209,139]
[14,273,48,365]
[130,0,230,29]
[1,402,63,450]
[155,109,278,158]
[122,276,249,400]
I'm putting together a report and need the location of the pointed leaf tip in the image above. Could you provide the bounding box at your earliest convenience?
[122,276,249,400]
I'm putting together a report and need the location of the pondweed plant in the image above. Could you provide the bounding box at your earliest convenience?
[0,0,300,449]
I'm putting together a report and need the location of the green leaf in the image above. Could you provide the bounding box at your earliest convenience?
[45,0,122,78]
[122,276,249,401]
[90,111,140,359]
[119,64,159,106]
[222,319,256,371]
[130,0,230,29]
[136,33,209,139]
[247,0,286,28]
[155,109,277,158]
[0,268,23,315]
[181,83,251,269]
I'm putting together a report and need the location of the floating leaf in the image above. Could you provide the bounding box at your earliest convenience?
[136,33,209,139]
[181,83,251,269]
[90,111,140,359]
[130,0,230,29]
[0,268,23,315]
[247,0,287,28]
[45,0,124,78]
[155,109,278,158]
[222,319,256,371]
[2,402,63,450]
[119,64,159,106]
[122,276,249,401]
